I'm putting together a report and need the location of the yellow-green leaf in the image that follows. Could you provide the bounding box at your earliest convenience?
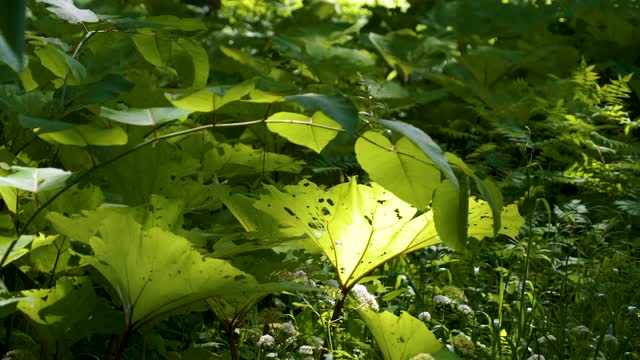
[266,111,341,153]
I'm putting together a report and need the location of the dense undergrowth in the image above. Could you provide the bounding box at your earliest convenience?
[0,0,639,359]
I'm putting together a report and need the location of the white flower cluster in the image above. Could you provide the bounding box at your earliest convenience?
[433,294,452,305]
[298,345,313,355]
[526,355,545,360]
[418,311,431,321]
[351,284,379,311]
[257,334,275,347]
[409,353,435,360]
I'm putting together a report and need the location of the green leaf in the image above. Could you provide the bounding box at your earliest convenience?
[356,131,440,209]
[92,142,209,206]
[19,115,128,146]
[372,119,458,189]
[173,37,209,88]
[432,179,467,252]
[132,33,167,68]
[17,277,121,353]
[0,165,71,193]
[34,45,86,83]
[0,0,26,72]
[266,111,342,153]
[357,308,441,360]
[0,233,58,268]
[285,93,359,134]
[99,107,192,126]
[202,142,304,177]
[166,79,256,111]
[145,15,206,31]
[48,208,260,328]
[446,153,503,236]
[36,0,99,24]
[254,179,441,289]
[468,199,524,240]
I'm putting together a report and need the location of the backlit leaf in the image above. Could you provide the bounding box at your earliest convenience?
[357,308,441,360]
[266,111,342,153]
[285,93,359,134]
[356,131,440,209]
[254,179,441,289]
[372,119,458,188]
[48,207,260,328]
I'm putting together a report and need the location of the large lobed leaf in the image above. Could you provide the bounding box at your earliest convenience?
[48,205,261,328]
[255,178,441,289]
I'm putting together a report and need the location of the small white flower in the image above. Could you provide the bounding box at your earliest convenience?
[433,295,451,305]
[457,304,472,315]
[571,325,591,335]
[604,334,618,345]
[323,354,333,360]
[257,334,275,347]
[265,352,278,358]
[526,355,545,360]
[409,353,435,360]
[418,311,432,321]
[281,321,296,335]
[351,284,379,311]
[298,345,313,355]
[310,336,324,348]
[537,334,556,343]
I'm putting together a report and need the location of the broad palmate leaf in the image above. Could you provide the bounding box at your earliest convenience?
[48,207,259,328]
[254,178,440,289]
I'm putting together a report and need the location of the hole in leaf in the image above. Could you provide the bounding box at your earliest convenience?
[322,207,331,215]
[364,215,373,225]
[284,207,295,216]
[318,198,325,203]
[327,199,334,206]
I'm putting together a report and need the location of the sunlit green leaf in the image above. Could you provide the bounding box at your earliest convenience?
[285,93,359,134]
[372,119,458,189]
[266,111,341,153]
[356,131,440,209]
[357,308,441,360]
[255,179,441,288]
[19,115,128,146]
[48,207,260,328]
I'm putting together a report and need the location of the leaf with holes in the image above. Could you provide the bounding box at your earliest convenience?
[356,131,440,209]
[468,199,523,240]
[266,112,341,153]
[254,178,441,289]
